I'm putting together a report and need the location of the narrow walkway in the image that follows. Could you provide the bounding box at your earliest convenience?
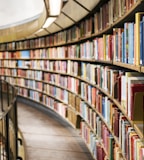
[17,101,94,160]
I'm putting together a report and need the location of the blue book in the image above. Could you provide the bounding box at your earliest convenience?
[142,16,144,65]
[102,97,105,118]
[121,32,125,63]
[128,22,134,64]
[17,60,23,67]
[140,20,143,65]
[21,50,30,58]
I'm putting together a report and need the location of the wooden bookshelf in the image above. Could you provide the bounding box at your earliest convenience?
[134,123,144,140]
[141,66,144,73]
[113,62,141,72]
[0,0,144,160]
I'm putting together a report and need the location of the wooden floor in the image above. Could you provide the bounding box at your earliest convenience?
[17,101,94,160]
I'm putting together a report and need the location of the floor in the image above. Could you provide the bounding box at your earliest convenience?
[17,100,94,160]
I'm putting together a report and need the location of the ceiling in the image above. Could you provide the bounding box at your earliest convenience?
[0,0,44,29]
[0,0,100,43]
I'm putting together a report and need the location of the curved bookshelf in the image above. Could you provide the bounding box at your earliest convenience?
[0,0,144,160]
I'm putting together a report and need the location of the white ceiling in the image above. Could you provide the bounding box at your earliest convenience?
[0,0,44,29]
[0,0,100,42]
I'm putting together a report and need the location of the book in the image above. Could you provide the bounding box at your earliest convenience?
[127,77,144,117]
[129,131,138,160]
[132,92,144,121]
[121,72,143,111]
[20,50,30,58]
[135,12,144,65]
[128,22,134,64]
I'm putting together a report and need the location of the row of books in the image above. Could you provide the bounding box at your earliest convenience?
[2,70,80,94]
[80,101,96,130]
[17,60,68,73]
[17,78,43,91]
[17,81,69,104]
[17,69,43,80]
[66,108,78,127]
[66,26,79,42]
[53,102,67,118]
[32,47,67,59]
[80,63,144,118]
[119,113,144,160]
[0,9,143,54]
[0,60,17,67]
[1,19,144,64]
[0,68,17,76]
[81,115,144,160]
[44,73,68,89]
[96,111,144,160]
[81,121,113,160]
[3,62,144,122]
[39,74,80,95]
[94,0,137,33]
[43,84,68,104]
[16,37,46,50]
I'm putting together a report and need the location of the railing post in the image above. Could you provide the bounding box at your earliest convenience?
[5,114,10,160]
[0,80,4,112]
[7,82,10,107]
[14,99,18,159]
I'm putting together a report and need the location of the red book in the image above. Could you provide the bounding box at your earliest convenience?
[91,87,96,107]
[131,134,139,160]
[130,83,144,120]
[108,35,113,60]
[140,147,144,160]
[96,144,106,160]
[113,107,120,137]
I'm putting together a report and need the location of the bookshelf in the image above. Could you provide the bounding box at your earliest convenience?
[0,0,144,160]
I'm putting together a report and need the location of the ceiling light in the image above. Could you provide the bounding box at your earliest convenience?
[43,17,56,28]
[49,0,62,16]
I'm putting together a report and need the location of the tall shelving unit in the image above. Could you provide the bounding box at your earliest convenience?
[0,0,144,159]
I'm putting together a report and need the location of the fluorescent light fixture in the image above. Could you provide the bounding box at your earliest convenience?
[49,0,62,16]
[43,17,56,28]
[35,28,44,33]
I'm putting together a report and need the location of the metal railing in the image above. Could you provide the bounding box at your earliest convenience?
[0,79,18,160]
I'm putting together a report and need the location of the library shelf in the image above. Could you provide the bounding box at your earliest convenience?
[113,62,141,72]
[0,0,144,160]
[134,123,144,140]
[140,66,144,73]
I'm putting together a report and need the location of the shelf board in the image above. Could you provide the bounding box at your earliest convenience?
[113,62,141,71]
[134,122,144,140]
[140,66,144,73]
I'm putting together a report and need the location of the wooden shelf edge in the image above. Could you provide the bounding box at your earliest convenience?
[141,66,144,73]
[113,62,141,72]
[133,122,144,140]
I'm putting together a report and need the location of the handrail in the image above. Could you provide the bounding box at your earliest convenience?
[0,78,18,160]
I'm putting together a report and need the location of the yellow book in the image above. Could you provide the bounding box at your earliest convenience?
[133,92,144,122]
[129,131,138,160]
[135,12,144,66]
[135,139,144,160]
